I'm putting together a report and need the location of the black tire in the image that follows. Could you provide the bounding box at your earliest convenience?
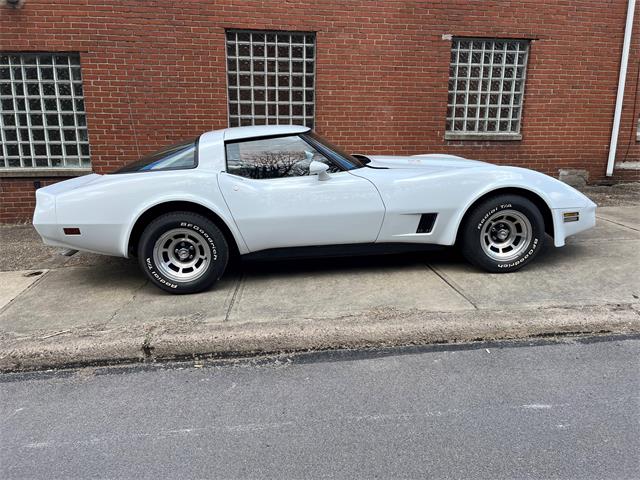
[459,195,544,273]
[137,211,229,294]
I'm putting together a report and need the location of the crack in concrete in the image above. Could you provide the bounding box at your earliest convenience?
[0,269,51,316]
[105,279,149,327]
[141,333,155,358]
[426,264,479,309]
[596,215,640,232]
[224,273,245,322]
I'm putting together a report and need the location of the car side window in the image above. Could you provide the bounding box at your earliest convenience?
[225,135,341,180]
[113,140,197,173]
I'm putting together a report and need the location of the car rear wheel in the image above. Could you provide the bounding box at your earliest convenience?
[138,212,228,293]
[459,195,544,273]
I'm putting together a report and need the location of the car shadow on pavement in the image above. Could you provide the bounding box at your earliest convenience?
[64,237,572,283]
[21,234,581,299]
[237,246,464,277]
[234,236,569,279]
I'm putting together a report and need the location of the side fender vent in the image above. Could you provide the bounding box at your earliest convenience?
[416,213,437,234]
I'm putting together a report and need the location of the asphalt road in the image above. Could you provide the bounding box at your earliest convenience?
[1,337,639,479]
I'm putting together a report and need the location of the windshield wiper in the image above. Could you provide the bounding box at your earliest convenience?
[351,154,371,165]
[351,154,388,169]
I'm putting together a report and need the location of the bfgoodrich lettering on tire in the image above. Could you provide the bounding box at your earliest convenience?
[460,195,545,273]
[138,211,229,294]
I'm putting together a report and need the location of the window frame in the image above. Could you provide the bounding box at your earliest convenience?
[0,52,91,171]
[223,133,347,180]
[225,29,316,128]
[444,37,531,141]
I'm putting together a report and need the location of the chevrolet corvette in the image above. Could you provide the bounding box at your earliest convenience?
[33,125,596,293]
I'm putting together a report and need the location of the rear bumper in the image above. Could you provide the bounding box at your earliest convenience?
[33,186,127,257]
[551,202,597,247]
[34,223,128,256]
[33,187,61,247]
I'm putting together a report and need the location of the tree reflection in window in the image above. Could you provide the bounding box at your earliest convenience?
[226,135,337,179]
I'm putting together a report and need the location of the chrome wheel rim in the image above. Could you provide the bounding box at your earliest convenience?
[152,228,211,283]
[481,209,532,262]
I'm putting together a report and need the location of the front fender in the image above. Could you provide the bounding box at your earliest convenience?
[447,167,595,247]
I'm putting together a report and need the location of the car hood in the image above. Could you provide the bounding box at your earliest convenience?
[363,154,492,172]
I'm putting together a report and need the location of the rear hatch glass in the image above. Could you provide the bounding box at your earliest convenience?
[113,139,197,173]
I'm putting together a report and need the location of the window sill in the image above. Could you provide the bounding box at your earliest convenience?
[0,168,93,178]
[445,133,522,141]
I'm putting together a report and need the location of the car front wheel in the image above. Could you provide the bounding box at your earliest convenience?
[460,195,545,273]
[138,212,229,294]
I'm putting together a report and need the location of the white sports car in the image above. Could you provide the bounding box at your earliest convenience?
[34,125,596,294]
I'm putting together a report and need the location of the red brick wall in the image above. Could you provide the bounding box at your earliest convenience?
[1,0,638,223]
[0,178,69,224]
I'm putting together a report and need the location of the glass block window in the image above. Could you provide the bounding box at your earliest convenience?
[0,53,90,168]
[226,30,315,128]
[446,38,530,137]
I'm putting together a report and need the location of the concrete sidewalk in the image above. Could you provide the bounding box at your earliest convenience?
[1,201,639,371]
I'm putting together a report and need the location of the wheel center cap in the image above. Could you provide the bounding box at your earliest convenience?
[496,228,510,241]
[177,248,190,261]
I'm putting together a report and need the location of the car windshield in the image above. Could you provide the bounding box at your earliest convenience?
[301,131,365,170]
[113,139,197,173]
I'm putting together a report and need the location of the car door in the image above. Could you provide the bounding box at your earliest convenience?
[218,134,385,252]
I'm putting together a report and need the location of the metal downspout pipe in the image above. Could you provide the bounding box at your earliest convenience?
[606,0,636,176]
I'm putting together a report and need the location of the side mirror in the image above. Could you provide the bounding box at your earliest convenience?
[309,160,330,181]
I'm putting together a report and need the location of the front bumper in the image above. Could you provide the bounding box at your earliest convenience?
[551,202,597,247]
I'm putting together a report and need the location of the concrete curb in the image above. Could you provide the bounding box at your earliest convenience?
[1,303,638,372]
